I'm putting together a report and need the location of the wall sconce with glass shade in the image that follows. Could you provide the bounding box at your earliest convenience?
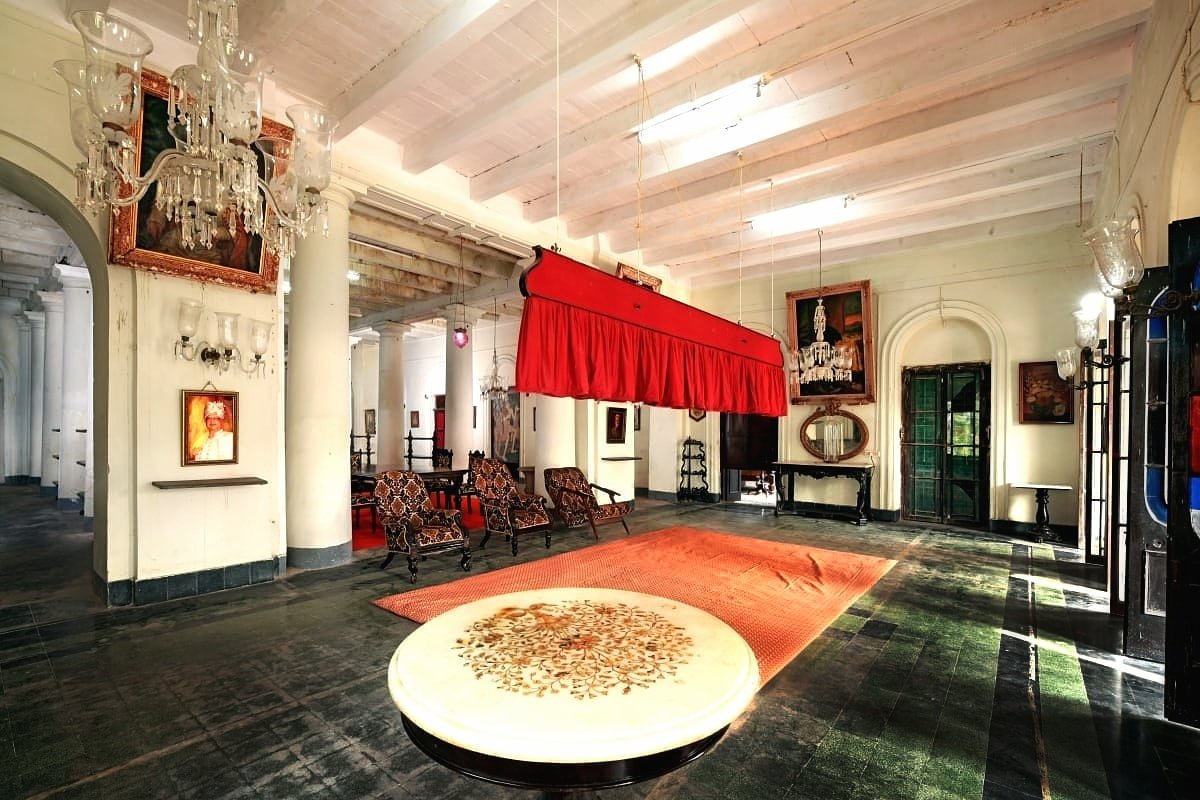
[175,299,273,376]
[1056,292,1113,388]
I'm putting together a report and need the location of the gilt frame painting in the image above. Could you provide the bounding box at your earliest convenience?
[786,280,875,404]
[107,69,289,293]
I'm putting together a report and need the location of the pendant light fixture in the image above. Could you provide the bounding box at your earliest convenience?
[452,237,469,348]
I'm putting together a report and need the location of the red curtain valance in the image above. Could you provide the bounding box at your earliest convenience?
[516,247,788,417]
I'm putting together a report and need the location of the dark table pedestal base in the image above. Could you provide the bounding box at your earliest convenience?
[402,716,727,798]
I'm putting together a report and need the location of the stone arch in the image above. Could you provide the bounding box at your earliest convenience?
[0,143,111,563]
[878,300,1009,517]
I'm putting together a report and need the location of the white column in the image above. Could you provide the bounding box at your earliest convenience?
[14,311,32,480]
[376,322,410,467]
[55,265,92,511]
[38,291,64,497]
[443,306,483,469]
[285,181,357,569]
[83,329,95,523]
[25,311,45,481]
[534,394,576,498]
[350,336,379,466]
[0,296,23,481]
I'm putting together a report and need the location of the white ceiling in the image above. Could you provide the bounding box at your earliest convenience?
[2,0,1150,324]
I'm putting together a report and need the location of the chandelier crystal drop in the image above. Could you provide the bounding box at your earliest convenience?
[59,0,338,260]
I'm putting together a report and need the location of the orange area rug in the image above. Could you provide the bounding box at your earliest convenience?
[374,526,895,686]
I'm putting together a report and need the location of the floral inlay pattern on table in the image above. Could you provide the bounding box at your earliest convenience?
[454,600,694,699]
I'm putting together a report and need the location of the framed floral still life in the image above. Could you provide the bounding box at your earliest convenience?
[786,280,875,404]
[182,389,238,465]
[107,69,289,293]
[1018,361,1074,424]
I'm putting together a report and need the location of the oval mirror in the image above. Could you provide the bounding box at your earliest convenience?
[800,404,868,462]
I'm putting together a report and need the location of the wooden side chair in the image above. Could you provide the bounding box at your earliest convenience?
[426,446,456,507]
[373,469,470,582]
[458,449,485,513]
[544,466,632,539]
[471,457,553,555]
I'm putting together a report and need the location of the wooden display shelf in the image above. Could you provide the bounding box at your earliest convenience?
[152,477,268,490]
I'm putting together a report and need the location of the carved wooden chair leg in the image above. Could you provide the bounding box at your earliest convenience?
[510,534,519,556]
[479,529,491,548]
[619,518,630,535]
[588,521,600,540]
[544,531,552,548]
[459,546,471,571]
[406,550,418,583]
[379,551,395,570]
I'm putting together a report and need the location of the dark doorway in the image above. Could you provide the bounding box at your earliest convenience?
[901,363,990,526]
[721,413,779,502]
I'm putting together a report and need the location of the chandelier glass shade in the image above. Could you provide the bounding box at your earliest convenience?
[59,1,338,260]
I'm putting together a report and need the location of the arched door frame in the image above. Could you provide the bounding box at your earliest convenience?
[878,301,1009,518]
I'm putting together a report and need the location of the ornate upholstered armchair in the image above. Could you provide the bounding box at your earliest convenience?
[373,469,470,582]
[544,467,632,539]
[471,457,553,555]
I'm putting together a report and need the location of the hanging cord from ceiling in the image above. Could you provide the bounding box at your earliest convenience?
[553,0,562,250]
[1078,144,1084,229]
[737,150,744,324]
[634,56,648,283]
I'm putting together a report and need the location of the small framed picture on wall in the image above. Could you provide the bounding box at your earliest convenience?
[182,389,238,465]
[1018,361,1074,424]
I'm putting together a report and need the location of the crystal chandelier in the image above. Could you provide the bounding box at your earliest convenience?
[480,297,515,398]
[795,230,854,385]
[58,1,338,260]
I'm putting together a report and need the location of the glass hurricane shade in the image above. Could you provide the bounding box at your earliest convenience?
[1073,309,1100,350]
[286,104,337,192]
[453,326,470,349]
[248,319,273,357]
[1056,348,1078,380]
[1085,217,1144,291]
[71,10,153,136]
[214,312,239,349]
[177,299,203,339]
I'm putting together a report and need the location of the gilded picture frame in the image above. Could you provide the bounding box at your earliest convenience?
[606,407,627,444]
[182,389,239,466]
[108,69,289,293]
[491,389,521,466]
[786,279,875,404]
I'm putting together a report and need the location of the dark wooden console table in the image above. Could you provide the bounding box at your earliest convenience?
[772,462,873,526]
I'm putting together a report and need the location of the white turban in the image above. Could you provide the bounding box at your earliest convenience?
[204,400,226,419]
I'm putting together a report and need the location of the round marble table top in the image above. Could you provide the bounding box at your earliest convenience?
[388,587,759,764]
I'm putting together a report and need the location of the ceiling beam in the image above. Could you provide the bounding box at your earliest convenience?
[401,0,744,173]
[572,99,1117,245]
[469,0,964,201]
[353,277,526,331]
[347,210,515,280]
[348,241,482,289]
[536,30,1134,227]
[330,0,536,139]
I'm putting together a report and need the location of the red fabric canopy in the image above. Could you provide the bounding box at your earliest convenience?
[516,247,788,417]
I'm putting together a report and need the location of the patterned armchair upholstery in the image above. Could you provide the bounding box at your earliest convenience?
[471,457,553,555]
[374,469,470,582]
[544,467,632,539]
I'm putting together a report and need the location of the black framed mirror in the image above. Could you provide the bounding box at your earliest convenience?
[799,403,868,462]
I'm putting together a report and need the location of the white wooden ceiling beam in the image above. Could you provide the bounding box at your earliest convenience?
[348,241,481,290]
[468,0,963,201]
[689,206,1092,289]
[572,99,1116,245]
[669,175,1095,280]
[329,0,536,140]
[347,212,514,280]
[535,30,1133,226]
[643,146,1105,264]
[401,0,744,173]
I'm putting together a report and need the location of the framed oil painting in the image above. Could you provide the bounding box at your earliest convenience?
[182,389,238,466]
[1019,361,1074,424]
[108,69,289,293]
[606,407,627,444]
[491,389,521,467]
[786,280,875,404]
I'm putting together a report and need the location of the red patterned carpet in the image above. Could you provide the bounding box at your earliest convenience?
[374,526,895,686]
[352,502,486,551]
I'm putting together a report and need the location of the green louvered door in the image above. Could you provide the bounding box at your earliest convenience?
[901,364,990,526]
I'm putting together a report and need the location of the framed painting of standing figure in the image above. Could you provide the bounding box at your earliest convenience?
[182,390,239,466]
[786,280,875,404]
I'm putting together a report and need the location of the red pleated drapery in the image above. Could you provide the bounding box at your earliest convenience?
[516,247,788,417]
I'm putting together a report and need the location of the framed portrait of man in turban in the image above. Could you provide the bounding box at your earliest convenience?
[182,389,239,465]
